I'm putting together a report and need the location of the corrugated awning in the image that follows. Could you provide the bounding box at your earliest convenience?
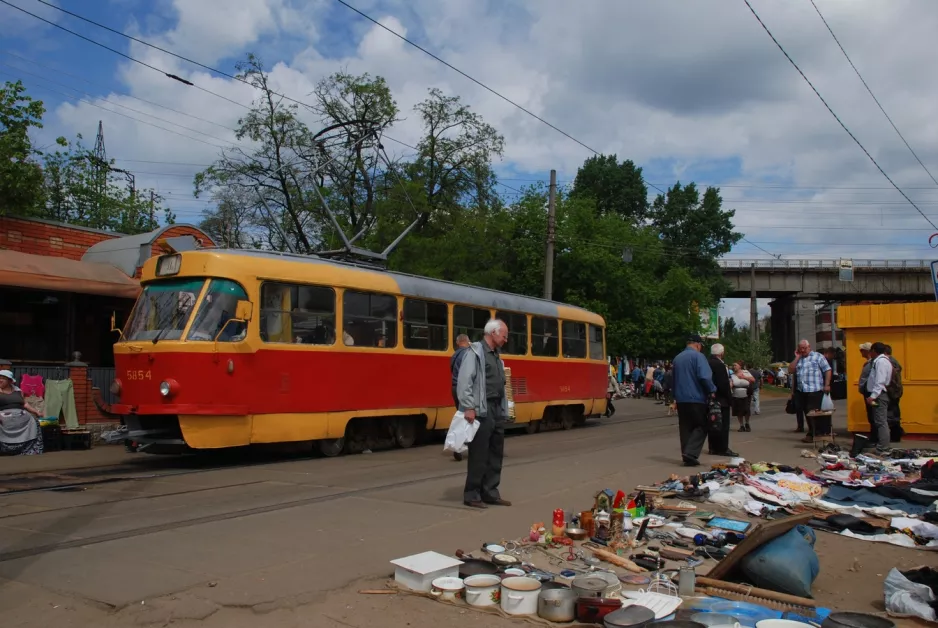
[0,250,140,299]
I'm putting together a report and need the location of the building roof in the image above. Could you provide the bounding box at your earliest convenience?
[81,223,204,276]
[0,249,140,299]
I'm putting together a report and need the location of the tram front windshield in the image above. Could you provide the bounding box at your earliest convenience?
[123,278,205,342]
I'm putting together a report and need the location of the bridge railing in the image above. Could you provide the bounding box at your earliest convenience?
[718,259,931,270]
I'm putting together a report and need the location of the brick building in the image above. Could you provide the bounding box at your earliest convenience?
[0,215,213,425]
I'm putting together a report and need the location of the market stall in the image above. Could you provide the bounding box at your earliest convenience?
[384,445,938,626]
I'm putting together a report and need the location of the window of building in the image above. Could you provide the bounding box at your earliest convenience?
[496,311,528,355]
[531,317,559,357]
[562,321,587,358]
[589,324,605,360]
[260,283,336,344]
[453,305,491,344]
[187,279,248,342]
[403,298,448,351]
[343,290,398,348]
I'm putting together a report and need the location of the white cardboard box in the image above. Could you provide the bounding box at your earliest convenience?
[390,551,464,592]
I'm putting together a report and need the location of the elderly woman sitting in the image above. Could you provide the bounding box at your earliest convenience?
[0,369,44,456]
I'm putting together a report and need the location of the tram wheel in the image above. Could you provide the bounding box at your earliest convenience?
[319,437,345,457]
[525,419,541,435]
[393,419,419,449]
[560,409,575,431]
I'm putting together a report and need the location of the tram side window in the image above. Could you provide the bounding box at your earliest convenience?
[496,311,528,355]
[531,317,559,357]
[403,298,448,351]
[562,321,587,358]
[589,325,605,360]
[453,305,490,344]
[343,290,398,348]
[260,282,336,344]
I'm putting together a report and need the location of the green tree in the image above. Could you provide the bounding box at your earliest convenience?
[40,134,168,234]
[0,80,45,216]
[716,317,772,369]
[570,154,648,223]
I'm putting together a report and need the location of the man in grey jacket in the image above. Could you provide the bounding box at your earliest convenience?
[456,319,511,509]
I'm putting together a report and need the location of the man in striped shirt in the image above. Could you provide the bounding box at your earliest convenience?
[788,339,831,442]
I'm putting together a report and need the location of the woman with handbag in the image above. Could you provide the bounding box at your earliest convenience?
[731,362,755,432]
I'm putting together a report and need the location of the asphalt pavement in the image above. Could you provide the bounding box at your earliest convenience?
[0,397,921,625]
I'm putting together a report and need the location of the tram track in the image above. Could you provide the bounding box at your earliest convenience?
[0,410,685,562]
[0,408,680,498]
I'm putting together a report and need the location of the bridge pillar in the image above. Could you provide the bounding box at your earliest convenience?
[794,295,819,349]
[770,297,793,361]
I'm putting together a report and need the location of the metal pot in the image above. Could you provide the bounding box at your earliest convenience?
[463,574,501,608]
[820,613,895,628]
[538,587,578,622]
[501,576,541,616]
[572,574,613,599]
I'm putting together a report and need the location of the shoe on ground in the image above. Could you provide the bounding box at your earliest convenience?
[745,424,752,432]
[738,427,746,432]
[682,456,700,467]
[484,498,512,507]
[464,500,487,509]
[453,452,463,461]
[722,449,740,457]
[794,428,804,433]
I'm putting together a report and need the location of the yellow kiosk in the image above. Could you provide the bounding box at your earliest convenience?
[837,302,938,436]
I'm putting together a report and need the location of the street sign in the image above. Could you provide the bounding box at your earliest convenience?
[838,258,854,282]
[931,260,938,301]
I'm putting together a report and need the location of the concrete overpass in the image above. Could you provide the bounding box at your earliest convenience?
[718,258,934,360]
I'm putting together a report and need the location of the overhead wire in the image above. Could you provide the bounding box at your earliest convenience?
[0,0,249,109]
[743,0,938,232]
[0,61,239,146]
[808,0,938,188]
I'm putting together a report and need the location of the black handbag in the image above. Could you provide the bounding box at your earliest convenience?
[707,399,723,432]
[785,397,796,415]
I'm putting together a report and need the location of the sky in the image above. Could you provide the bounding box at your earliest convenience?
[3,0,938,325]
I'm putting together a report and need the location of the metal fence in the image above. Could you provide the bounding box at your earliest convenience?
[11,365,70,386]
[89,367,116,405]
[718,259,931,270]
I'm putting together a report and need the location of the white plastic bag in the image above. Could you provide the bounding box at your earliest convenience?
[884,567,937,622]
[820,394,834,411]
[443,411,479,454]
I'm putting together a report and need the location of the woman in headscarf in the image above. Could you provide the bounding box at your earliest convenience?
[0,370,44,456]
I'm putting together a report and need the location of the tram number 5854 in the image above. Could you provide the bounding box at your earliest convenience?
[126,370,152,381]
[558,385,571,393]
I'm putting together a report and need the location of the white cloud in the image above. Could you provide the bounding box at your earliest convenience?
[36,0,938,254]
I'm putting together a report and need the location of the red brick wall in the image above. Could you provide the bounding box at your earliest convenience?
[0,216,119,260]
[68,365,109,424]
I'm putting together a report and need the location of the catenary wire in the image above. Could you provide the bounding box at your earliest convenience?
[0,0,249,109]
[743,0,938,232]
[808,0,938,188]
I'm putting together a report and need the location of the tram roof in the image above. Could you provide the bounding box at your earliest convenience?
[200,249,602,323]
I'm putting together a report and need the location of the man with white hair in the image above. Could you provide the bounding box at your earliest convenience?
[707,343,738,457]
[456,319,512,509]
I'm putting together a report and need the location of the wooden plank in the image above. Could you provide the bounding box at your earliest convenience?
[705,512,814,581]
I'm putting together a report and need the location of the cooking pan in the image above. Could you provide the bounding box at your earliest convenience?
[566,527,589,540]
[458,558,499,580]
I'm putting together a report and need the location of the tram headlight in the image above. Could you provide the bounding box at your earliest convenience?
[109,378,122,397]
[159,379,179,398]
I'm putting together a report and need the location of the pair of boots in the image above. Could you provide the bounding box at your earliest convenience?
[737,420,751,432]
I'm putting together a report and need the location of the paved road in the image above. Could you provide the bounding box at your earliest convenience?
[0,398,840,618]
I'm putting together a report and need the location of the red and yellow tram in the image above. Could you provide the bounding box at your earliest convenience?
[110,249,609,454]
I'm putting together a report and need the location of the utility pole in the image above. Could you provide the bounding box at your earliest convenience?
[543,169,557,300]
[749,263,759,341]
[149,190,156,228]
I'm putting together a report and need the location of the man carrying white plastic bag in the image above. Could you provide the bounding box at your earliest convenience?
[443,410,480,456]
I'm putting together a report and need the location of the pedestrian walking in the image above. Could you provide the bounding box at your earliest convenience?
[865,342,893,452]
[883,345,904,442]
[671,334,716,467]
[449,334,471,461]
[857,343,874,436]
[456,319,512,509]
[788,339,832,443]
[707,344,738,457]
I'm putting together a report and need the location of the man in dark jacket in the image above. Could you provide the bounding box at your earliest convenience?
[449,334,471,461]
[707,343,738,457]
